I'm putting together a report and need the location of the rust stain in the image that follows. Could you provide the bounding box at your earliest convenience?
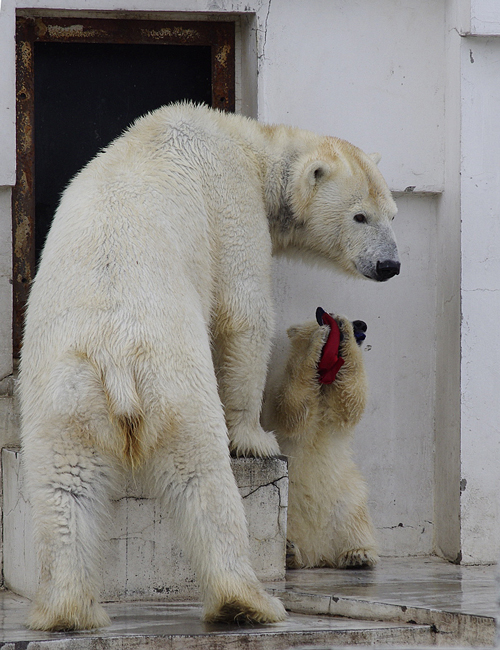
[20,40,32,66]
[34,18,47,38]
[215,43,230,67]
[140,27,199,41]
[17,113,32,152]
[47,25,107,40]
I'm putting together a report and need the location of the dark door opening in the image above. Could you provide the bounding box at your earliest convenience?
[35,41,212,261]
[14,17,235,356]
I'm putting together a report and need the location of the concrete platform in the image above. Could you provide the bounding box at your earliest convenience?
[0,594,435,649]
[273,556,497,646]
[2,448,287,600]
[0,557,496,648]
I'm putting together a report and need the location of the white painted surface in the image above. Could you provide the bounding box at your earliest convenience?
[470,0,500,35]
[460,36,500,564]
[0,0,15,187]
[433,4,462,563]
[259,0,445,193]
[263,194,437,556]
[0,0,499,567]
[0,187,13,382]
[0,0,15,386]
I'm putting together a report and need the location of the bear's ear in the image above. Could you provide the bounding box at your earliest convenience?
[304,160,331,189]
[286,326,299,339]
[292,159,334,214]
[368,152,382,165]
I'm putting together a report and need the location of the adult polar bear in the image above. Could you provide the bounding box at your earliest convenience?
[20,103,399,631]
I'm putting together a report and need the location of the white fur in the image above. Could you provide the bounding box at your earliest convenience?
[273,318,379,569]
[20,104,395,630]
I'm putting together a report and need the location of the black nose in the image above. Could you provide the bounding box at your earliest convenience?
[352,320,367,333]
[376,260,400,281]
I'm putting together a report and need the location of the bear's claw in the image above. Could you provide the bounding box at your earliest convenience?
[337,548,379,569]
[285,540,305,569]
[204,590,286,625]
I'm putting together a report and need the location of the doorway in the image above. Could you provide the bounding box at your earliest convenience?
[13,16,235,356]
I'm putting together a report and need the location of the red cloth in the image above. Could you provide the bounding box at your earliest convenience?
[317,312,344,384]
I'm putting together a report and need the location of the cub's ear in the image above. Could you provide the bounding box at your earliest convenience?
[286,326,299,339]
[369,152,382,165]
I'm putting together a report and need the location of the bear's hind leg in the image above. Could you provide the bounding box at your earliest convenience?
[331,479,379,570]
[147,397,286,624]
[23,429,116,631]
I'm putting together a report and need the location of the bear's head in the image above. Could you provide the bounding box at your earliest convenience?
[281,137,400,282]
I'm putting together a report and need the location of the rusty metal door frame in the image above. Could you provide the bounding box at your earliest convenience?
[13,16,235,357]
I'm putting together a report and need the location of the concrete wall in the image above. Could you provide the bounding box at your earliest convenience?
[258,0,444,557]
[433,0,463,564]
[460,34,500,564]
[263,193,438,556]
[1,0,499,568]
[259,0,445,194]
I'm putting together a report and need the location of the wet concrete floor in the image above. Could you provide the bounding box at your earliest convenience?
[0,556,497,648]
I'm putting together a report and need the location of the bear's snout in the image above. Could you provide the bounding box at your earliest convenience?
[375,259,400,281]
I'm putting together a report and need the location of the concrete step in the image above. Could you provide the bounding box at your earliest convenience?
[0,556,495,647]
[2,448,287,601]
[0,591,437,649]
[273,557,497,647]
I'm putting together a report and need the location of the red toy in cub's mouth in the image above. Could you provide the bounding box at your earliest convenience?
[315,307,367,385]
[315,307,344,384]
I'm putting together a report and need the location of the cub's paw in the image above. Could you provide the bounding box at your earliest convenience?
[229,425,280,458]
[307,325,330,365]
[337,548,379,569]
[286,540,305,569]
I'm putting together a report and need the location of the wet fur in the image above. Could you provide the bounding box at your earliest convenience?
[19,104,395,630]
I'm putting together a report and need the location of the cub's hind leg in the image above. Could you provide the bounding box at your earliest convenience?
[329,465,379,569]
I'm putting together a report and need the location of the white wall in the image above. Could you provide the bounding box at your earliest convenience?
[1,0,499,564]
[0,0,444,561]
[433,0,463,564]
[0,0,16,189]
[0,0,15,384]
[259,0,444,556]
[263,193,438,556]
[460,35,500,564]
[259,0,445,194]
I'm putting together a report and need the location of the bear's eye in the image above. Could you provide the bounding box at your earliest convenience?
[354,213,367,223]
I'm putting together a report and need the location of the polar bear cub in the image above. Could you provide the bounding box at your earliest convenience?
[274,312,379,569]
[20,103,397,631]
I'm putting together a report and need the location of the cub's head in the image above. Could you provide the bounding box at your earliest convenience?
[281,136,400,282]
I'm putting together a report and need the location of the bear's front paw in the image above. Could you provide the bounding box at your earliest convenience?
[229,424,280,458]
[337,548,379,569]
